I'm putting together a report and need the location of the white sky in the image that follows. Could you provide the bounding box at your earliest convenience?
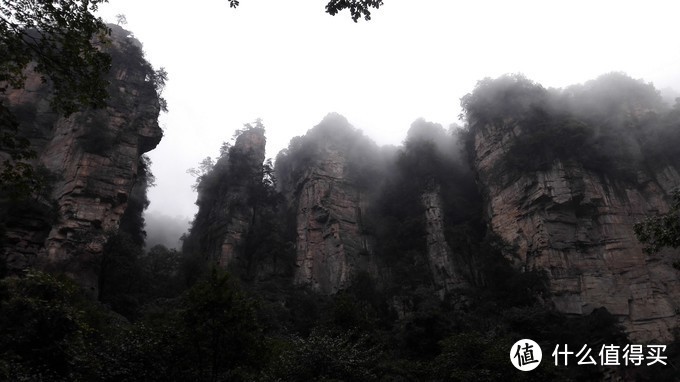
[97,0,680,230]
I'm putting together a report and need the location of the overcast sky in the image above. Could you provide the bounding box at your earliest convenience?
[97,0,680,245]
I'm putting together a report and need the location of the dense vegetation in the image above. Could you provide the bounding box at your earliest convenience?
[461,73,680,184]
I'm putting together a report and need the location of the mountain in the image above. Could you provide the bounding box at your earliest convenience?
[467,73,680,342]
[0,24,164,296]
[3,36,680,378]
[183,74,680,344]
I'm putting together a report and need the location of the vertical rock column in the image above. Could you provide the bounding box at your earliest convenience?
[216,128,267,268]
[293,145,369,294]
[422,187,466,297]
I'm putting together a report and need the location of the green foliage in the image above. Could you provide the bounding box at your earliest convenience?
[461,74,548,126]
[67,25,166,156]
[226,0,383,22]
[143,244,183,297]
[262,328,381,381]
[102,269,265,381]
[563,72,664,122]
[275,113,381,193]
[638,98,680,169]
[0,0,111,115]
[95,321,192,382]
[634,189,680,257]
[187,156,216,192]
[447,227,549,308]
[391,288,454,359]
[2,18,165,196]
[0,271,108,381]
[0,164,59,261]
[98,231,147,318]
[184,122,282,282]
[241,206,295,281]
[181,269,266,380]
[97,156,183,319]
[104,28,168,122]
[0,268,268,381]
[0,102,39,197]
[431,333,524,381]
[99,237,184,321]
[325,0,384,22]
[118,155,154,246]
[462,73,671,184]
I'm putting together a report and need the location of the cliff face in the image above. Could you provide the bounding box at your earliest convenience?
[473,120,680,341]
[278,116,469,295]
[271,114,373,294]
[191,115,465,295]
[290,141,370,294]
[186,114,470,296]
[183,127,267,272]
[1,25,163,295]
[217,129,267,268]
[422,187,466,296]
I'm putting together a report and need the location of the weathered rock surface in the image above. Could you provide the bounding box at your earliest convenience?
[422,187,466,296]
[183,127,267,272]
[473,120,680,341]
[215,129,266,268]
[1,26,163,294]
[291,142,371,294]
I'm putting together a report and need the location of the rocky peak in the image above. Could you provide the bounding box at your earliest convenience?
[279,114,373,294]
[183,126,267,271]
[0,26,163,296]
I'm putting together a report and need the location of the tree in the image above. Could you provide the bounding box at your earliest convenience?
[182,269,265,380]
[0,0,111,115]
[634,189,680,256]
[325,0,384,21]
[1,0,111,195]
[186,156,216,191]
[0,271,104,380]
[228,0,384,22]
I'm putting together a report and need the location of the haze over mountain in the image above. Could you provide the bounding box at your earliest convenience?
[2,2,680,380]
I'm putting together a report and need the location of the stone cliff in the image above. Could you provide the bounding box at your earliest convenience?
[472,119,680,341]
[196,114,468,296]
[1,25,163,295]
[183,76,680,345]
[290,141,370,293]
[183,127,267,272]
[422,186,467,296]
[276,114,373,294]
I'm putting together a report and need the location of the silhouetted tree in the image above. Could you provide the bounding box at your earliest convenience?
[227,0,384,21]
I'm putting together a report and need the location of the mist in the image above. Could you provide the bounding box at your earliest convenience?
[144,211,190,250]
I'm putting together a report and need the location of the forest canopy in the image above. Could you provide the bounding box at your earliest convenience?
[461,72,679,181]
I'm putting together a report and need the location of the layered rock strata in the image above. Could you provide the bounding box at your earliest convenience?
[473,120,680,341]
[422,187,467,296]
[216,129,266,268]
[292,143,370,294]
[1,26,163,294]
[183,128,266,272]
